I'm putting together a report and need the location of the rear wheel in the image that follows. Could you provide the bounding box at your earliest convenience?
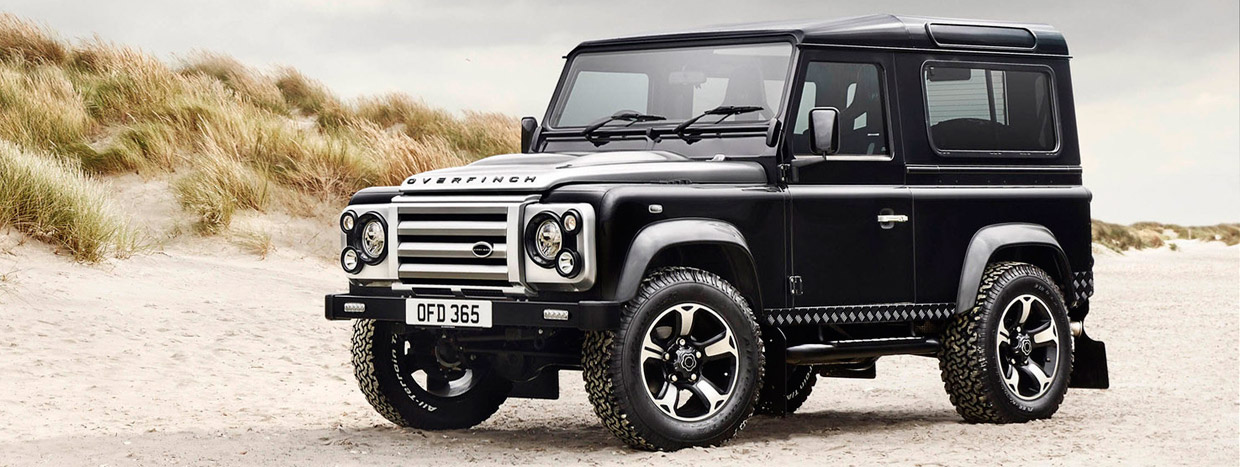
[939,262,1073,423]
[583,267,764,451]
[351,320,511,429]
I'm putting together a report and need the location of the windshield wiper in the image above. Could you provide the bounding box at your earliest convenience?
[673,105,765,141]
[581,111,666,139]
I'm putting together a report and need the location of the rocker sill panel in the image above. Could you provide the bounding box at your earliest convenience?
[763,303,956,326]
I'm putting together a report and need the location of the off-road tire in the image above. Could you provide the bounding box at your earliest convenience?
[939,261,1074,423]
[583,267,765,451]
[351,320,511,429]
[755,365,817,415]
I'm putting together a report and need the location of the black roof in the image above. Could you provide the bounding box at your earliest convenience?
[576,14,1068,56]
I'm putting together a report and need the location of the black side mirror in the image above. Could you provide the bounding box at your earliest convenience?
[520,116,538,153]
[808,107,840,155]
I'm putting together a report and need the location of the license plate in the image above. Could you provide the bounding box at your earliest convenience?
[405,299,492,328]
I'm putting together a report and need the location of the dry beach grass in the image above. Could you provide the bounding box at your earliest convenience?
[0,14,515,257]
[0,141,135,261]
[1091,219,1240,252]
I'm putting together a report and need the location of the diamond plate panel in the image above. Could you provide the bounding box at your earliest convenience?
[1071,270,1094,305]
[762,303,955,326]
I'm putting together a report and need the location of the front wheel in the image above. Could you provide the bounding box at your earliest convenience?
[583,267,764,451]
[939,261,1074,423]
[351,320,511,429]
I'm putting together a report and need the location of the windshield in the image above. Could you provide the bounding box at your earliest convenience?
[550,42,794,128]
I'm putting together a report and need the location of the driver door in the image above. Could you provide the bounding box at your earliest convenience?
[784,52,915,307]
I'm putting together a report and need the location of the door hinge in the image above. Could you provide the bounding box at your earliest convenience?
[778,163,797,184]
[789,275,804,296]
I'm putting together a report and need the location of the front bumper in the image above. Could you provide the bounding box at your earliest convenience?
[324,294,621,330]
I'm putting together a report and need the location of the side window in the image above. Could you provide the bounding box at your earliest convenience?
[924,64,1057,152]
[792,62,888,156]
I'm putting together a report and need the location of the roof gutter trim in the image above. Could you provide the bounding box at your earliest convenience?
[796,42,1071,58]
[570,30,801,54]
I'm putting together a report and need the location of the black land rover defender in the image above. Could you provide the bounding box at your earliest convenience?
[325,15,1109,451]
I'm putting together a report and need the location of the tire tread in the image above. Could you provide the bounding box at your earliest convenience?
[351,320,415,427]
[582,267,764,450]
[939,261,1073,423]
[350,320,507,430]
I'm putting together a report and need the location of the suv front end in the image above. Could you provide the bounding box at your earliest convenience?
[325,193,618,330]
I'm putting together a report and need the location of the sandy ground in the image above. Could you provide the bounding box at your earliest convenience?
[0,228,1236,466]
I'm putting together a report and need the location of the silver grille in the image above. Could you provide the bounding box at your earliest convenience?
[391,195,530,296]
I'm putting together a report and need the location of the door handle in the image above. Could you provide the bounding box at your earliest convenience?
[876,214,909,223]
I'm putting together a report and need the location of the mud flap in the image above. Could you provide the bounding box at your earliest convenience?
[763,326,788,416]
[1069,330,1109,389]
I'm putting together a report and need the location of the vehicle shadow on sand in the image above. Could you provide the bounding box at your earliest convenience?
[356,407,964,452]
[744,409,961,438]
[3,409,963,463]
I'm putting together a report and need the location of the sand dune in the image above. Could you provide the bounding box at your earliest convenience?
[1,232,1236,465]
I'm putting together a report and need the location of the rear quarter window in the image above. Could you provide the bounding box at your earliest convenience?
[923,63,1058,154]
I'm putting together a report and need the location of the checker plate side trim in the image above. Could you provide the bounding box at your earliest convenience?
[762,302,956,326]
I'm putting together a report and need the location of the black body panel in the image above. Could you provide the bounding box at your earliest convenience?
[910,187,1092,305]
[544,183,789,309]
[788,185,914,305]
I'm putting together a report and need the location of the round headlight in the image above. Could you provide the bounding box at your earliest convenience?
[341,248,361,273]
[556,250,580,277]
[533,218,562,261]
[561,210,581,234]
[360,217,386,260]
[525,212,565,267]
[340,211,356,232]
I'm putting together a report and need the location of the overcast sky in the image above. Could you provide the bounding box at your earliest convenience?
[4,0,1238,224]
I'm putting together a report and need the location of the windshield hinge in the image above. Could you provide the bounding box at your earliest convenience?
[778,163,797,184]
[789,275,804,296]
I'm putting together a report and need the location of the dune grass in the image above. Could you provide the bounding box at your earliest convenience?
[172,149,271,234]
[234,229,275,259]
[354,94,518,159]
[273,67,350,127]
[1128,222,1240,246]
[178,52,288,114]
[0,14,519,252]
[0,14,66,64]
[0,141,132,261]
[0,61,92,153]
[1092,219,1239,253]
